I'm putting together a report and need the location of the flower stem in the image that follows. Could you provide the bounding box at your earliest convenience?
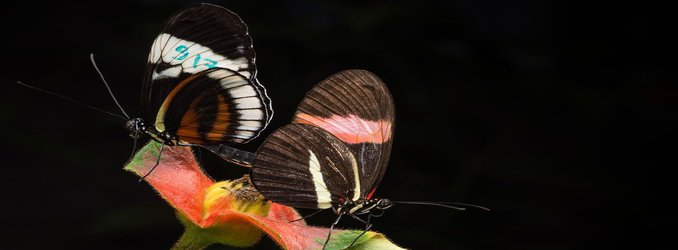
[172,227,213,250]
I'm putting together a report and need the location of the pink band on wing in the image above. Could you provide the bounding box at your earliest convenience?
[295,113,392,144]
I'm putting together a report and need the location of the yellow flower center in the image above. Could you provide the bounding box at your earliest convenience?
[203,178,270,217]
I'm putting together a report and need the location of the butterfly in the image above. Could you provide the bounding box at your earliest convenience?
[125,3,272,170]
[249,69,395,248]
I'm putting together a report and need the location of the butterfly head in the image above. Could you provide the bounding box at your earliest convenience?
[376,198,393,210]
[126,118,146,139]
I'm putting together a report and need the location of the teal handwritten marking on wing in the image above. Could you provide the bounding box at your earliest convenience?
[192,54,202,68]
[173,45,189,60]
[204,58,217,69]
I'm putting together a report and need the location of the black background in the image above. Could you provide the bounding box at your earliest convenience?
[3,0,673,249]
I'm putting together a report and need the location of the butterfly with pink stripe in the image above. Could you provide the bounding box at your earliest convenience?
[250,69,395,249]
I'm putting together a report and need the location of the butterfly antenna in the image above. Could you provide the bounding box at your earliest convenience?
[90,53,130,119]
[16,81,127,120]
[391,201,490,211]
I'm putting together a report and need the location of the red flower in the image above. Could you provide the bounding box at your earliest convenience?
[124,141,403,250]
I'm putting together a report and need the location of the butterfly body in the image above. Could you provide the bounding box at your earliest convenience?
[335,198,392,216]
[126,117,180,145]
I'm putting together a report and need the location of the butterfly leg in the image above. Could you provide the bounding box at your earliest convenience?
[126,137,138,164]
[140,143,165,181]
[323,212,344,250]
[371,208,386,218]
[347,213,373,248]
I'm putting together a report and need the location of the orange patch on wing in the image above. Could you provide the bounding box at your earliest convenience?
[294,113,392,144]
[204,95,231,142]
[177,95,231,144]
[177,97,204,144]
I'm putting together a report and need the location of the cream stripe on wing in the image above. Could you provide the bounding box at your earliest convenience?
[149,33,249,74]
[308,150,333,209]
[349,150,361,201]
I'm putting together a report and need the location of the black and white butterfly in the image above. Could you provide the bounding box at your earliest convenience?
[18,3,269,170]
[125,3,272,170]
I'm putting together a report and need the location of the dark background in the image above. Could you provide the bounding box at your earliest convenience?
[3,0,673,249]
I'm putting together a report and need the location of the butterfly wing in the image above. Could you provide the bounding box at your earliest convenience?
[156,68,267,144]
[292,70,395,199]
[251,123,361,209]
[142,3,271,143]
[251,70,394,208]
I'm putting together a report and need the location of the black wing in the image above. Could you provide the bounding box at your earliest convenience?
[292,70,395,199]
[156,68,268,144]
[251,124,360,209]
[141,3,272,142]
